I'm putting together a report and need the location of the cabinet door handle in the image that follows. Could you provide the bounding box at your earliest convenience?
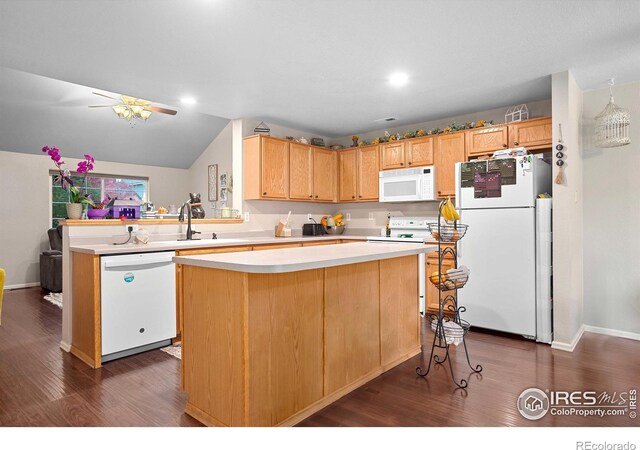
[309,195,313,198]
[400,162,404,166]
[358,195,362,198]
[315,195,318,198]
[352,195,355,199]
[503,144,507,148]
[514,142,519,146]
[408,161,412,165]
[263,192,267,195]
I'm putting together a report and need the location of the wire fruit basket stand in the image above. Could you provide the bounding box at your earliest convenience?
[416,201,483,389]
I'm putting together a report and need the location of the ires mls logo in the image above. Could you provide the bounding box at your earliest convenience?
[517,388,550,420]
[517,388,638,420]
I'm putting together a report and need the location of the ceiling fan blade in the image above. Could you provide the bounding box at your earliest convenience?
[88,105,111,108]
[92,91,118,100]
[147,105,178,115]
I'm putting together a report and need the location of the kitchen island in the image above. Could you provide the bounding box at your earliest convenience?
[173,242,433,427]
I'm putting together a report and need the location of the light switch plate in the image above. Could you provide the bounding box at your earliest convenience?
[125,224,139,233]
[307,213,313,221]
[346,213,351,222]
[368,212,374,220]
[244,212,250,222]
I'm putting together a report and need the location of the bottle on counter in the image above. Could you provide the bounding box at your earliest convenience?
[386,213,391,237]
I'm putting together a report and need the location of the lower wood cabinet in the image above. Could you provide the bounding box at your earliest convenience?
[425,247,455,314]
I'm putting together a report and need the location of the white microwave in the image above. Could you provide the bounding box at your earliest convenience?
[379,166,436,202]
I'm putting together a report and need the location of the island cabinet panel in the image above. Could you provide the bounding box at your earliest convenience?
[174,246,251,346]
[246,270,324,426]
[338,149,358,201]
[379,256,420,367]
[182,266,247,427]
[324,261,380,395]
[71,252,101,368]
[289,143,314,200]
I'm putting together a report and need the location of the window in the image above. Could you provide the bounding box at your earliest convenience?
[51,173,148,227]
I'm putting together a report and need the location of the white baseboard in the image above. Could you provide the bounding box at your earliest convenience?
[59,341,71,352]
[4,282,40,290]
[584,325,640,342]
[551,324,585,352]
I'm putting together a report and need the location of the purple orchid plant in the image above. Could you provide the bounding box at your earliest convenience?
[42,146,96,206]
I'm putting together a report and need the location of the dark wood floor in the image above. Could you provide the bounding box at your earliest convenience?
[0,287,637,427]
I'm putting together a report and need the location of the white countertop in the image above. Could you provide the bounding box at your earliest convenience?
[172,242,435,273]
[69,235,368,255]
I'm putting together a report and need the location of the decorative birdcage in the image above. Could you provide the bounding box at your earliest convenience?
[505,104,529,123]
[594,79,630,148]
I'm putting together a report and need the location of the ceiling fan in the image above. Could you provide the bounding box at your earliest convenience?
[89,92,177,123]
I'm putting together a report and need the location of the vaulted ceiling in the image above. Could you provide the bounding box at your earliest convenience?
[1,0,640,167]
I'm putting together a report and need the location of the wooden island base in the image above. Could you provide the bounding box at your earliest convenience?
[181,255,420,427]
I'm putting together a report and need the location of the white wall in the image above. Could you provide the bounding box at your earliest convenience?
[551,71,584,349]
[0,150,190,287]
[582,81,640,338]
[330,99,552,147]
[188,121,234,215]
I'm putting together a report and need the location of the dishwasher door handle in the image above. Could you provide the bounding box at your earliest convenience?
[103,255,175,269]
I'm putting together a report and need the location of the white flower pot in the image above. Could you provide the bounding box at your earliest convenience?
[66,203,83,220]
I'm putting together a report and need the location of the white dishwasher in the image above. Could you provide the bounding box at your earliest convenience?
[100,251,176,362]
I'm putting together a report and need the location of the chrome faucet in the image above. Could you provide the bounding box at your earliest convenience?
[178,201,201,240]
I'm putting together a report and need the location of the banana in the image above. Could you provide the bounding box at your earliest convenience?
[440,197,460,222]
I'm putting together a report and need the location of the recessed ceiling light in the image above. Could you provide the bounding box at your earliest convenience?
[389,72,409,87]
[180,97,197,105]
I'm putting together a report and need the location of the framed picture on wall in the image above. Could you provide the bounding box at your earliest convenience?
[220,187,227,202]
[208,164,218,201]
[220,173,228,188]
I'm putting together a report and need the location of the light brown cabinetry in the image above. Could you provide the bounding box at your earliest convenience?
[435,132,466,198]
[466,125,508,156]
[380,142,406,169]
[289,143,314,200]
[338,149,358,201]
[508,117,552,150]
[313,148,337,201]
[425,249,455,314]
[339,145,380,202]
[406,137,434,167]
[358,145,380,200]
[244,135,289,200]
[381,138,433,170]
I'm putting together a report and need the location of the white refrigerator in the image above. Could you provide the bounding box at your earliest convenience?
[455,156,552,342]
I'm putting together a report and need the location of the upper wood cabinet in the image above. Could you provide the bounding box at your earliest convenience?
[380,142,406,170]
[405,137,434,167]
[435,132,466,198]
[244,135,289,200]
[357,145,379,200]
[466,125,508,156]
[313,148,337,202]
[289,143,314,200]
[339,145,380,202]
[381,138,433,170]
[508,117,552,150]
[338,149,358,201]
